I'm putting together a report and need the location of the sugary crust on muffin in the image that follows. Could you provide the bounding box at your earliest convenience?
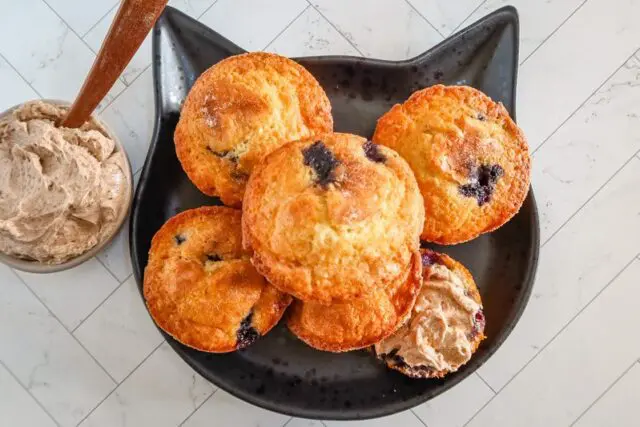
[143,206,291,352]
[373,85,530,244]
[242,132,424,304]
[288,250,422,352]
[175,52,333,207]
[379,249,485,378]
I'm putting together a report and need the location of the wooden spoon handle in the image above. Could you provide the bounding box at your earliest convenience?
[62,0,168,128]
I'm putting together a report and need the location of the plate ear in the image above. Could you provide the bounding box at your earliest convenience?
[152,7,246,115]
[442,6,520,117]
[294,6,519,137]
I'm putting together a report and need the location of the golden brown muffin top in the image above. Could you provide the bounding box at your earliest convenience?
[242,132,424,304]
[375,249,485,378]
[143,206,291,353]
[373,85,530,244]
[175,52,333,207]
[288,250,422,352]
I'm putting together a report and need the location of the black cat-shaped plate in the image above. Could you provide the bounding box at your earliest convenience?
[131,6,539,420]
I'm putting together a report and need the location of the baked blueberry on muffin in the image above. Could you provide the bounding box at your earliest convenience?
[373,85,530,244]
[288,251,422,352]
[242,133,424,304]
[375,249,485,378]
[174,52,333,207]
[143,206,291,352]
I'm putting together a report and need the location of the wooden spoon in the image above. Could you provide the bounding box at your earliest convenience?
[62,0,168,128]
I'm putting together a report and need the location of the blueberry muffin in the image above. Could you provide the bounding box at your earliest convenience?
[143,206,292,352]
[175,52,333,207]
[373,85,530,244]
[242,133,424,304]
[375,249,485,378]
[288,250,421,352]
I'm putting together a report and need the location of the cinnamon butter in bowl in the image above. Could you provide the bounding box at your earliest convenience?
[0,100,133,273]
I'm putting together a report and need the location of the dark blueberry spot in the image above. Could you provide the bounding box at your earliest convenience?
[272,358,281,365]
[236,311,259,349]
[392,354,409,369]
[302,141,340,187]
[256,384,265,395]
[266,368,274,378]
[477,112,486,121]
[348,92,357,99]
[208,147,239,163]
[410,65,418,72]
[211,149,228,157]
[380,348,411,369]
[459,164,504,206]
[363,141,386,163]
[421,251,442,267]
[386,347,399,358]
[470,309,486,339]
[206,254,222,262]
[320,386,327,393]
[344,400,352,408]
[339,79,350,88]
[434,70,444,80]
[174,234,186,245]
[362,76,373,89]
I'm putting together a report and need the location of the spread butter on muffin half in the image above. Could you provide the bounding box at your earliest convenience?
[288,250,422,352]
[242,132,424,304]
[174,52,333,207]
[373,85,530,244]
[375,249,486,378]
[143,206,292,353]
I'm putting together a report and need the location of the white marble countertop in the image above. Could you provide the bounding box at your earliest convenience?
[1,0,639,426]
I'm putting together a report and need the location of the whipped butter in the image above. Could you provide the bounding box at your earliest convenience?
[0,101,130,264]
[376,262,483,373]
